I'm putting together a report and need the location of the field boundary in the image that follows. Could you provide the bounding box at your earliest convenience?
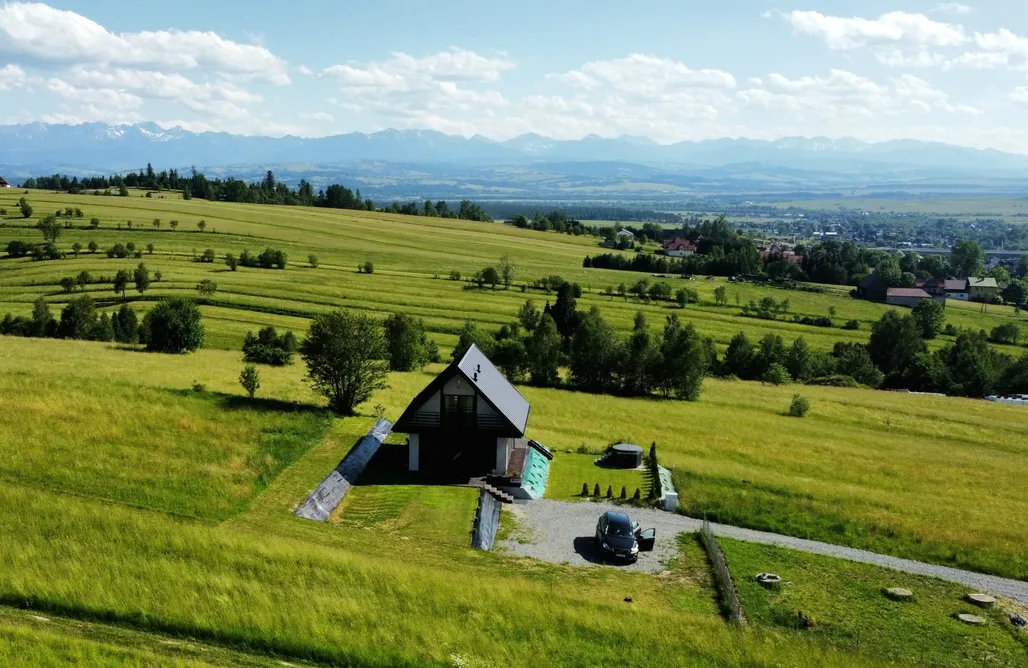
[700,517,746,624]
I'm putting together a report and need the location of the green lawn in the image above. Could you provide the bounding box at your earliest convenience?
[545,452,648,501]
[720,538,1028,667]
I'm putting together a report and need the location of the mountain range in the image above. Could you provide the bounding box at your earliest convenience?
[2,122,1028,199]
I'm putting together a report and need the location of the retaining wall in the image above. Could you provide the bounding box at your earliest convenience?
[470,489,502,550]
[295,418,393,521]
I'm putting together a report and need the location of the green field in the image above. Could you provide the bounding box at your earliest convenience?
[2,190,1028,665]
[3,190,1026,354]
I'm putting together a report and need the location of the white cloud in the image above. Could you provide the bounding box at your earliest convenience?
[0,2,290,84]
[323,48,514,87]
[932,3,972,16]
[554,54,736,95]
[301,111,334,122]
[947,29,1028,72]
[783,10,966,50]
[1011,86,1028,103]
[0,63,26,90]
[296,65,314,77]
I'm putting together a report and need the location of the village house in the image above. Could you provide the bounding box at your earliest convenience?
[392,344,552,498]
[968,277,1000,302]
[944,279,969,301]
[857,272,888,302]
[0,176,12,188]
[887,287,946,308]
[662,237,696,257]
[615,228,635,243]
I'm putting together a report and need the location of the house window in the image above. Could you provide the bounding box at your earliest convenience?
[442,394,475,428]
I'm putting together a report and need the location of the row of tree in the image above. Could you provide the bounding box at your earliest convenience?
[0,296,203,353]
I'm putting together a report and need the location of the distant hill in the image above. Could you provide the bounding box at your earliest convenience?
[3,122,1028,198]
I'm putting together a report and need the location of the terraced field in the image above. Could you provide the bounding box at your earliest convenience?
[3,190,1026,353]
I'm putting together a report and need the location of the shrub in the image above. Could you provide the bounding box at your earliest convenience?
[225,253,238,271]
[196,279,217,298]
[593,483,601,497]
[89,217,100,229]
[632,488,641,501]
[991,323,1020,345]
[242,326,297,366]
[789,394,811,418]
[843,319,860,330]
[88,241,98,254]
[762,362,791,386]
[605,485,613,499]
[449,269,461,281]
[363,261,374,274]
[620,486,627,500]
[239,365,260,398]
[308,254,318,268]
[144,298,205,354]
[199,248,216,263]
[581,483,589,497]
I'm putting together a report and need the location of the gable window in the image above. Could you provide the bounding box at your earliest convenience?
[442,394,475,428]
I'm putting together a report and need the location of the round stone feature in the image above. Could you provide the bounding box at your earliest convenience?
[885,587,914,601]
[756,573,783,587]
[966,593,996,607]
[957,613,986,626]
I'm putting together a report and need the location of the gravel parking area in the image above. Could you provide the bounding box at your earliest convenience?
[500,499,1028,606]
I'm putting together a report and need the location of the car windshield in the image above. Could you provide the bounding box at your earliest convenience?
[605,520,634,537]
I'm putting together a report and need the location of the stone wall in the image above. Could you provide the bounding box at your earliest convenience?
[470,489,502,550]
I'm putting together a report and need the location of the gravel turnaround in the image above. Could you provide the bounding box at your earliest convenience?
[500,499,1028,606]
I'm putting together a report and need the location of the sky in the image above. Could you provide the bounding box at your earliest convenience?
[2,1,1028,151]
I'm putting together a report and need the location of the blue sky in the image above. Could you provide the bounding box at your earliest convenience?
[2,1,1028,151]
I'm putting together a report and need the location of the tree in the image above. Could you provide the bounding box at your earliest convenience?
[451,321,494,361]
[88,240,98,254]
[655,314,707,400]
[762,363,791,386]
[912,299,946,339]
[623,312,659,396]
[37,215,61,243]
[492,337,528,381]
[196,279,218,298]
[1002,279,1028,311]
[939,331,1001,397]
[308,254,318,268]
[31,297,55,337]
[868,311,926,378]
[714,285,728,307]
[950,240,984,278]
[833,342,885,388]
[19,199,32,218]
[225,253,238,271]
[674,288,688,308]
[71,242,82,257]
[152,218,161,231]
[112,305,138,343]
[569,307,623,394]
[60,277,76,293]
[786,337,813,381]
[363,261,374,274]
[197,220,207,232]
[754,333,786,379]
[991,323,1020,345]
[548,282,579,342]
[75,270,91,290]
[498,255,516,289]
[170,219,179,231]
[300,310,388,415]
[113,270,130,299]
[383,313,432,372]
[58,296,98,340]
[481,266,500,288]
[723,332,756,379]
[146,242,155,255]
[239,365,260,398]
[133,263,151,295]
[517,300,541,332]
[527,314,562,387]
[145,298,204,353]
[201,248,216,263]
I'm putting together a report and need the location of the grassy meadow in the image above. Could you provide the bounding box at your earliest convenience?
[2,190,1026,354]
[2,189,1028,665]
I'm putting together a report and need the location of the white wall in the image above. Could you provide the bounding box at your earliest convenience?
[495,437,512,474]
[408,433,420,472]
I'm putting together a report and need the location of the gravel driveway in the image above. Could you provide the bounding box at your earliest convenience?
[500,499,1028,606]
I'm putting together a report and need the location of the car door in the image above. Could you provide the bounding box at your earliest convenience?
[637,528,656,552]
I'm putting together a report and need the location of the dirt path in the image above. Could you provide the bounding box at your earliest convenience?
[500,499,1028,606]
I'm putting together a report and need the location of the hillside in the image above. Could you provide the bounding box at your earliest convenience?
[2,190,1028,666]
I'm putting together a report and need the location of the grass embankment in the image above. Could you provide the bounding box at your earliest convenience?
[720,538,1028,667]
[2,190,1025,353]
[0,335,976,667]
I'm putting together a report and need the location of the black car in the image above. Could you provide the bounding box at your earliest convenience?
[595,511,655,562]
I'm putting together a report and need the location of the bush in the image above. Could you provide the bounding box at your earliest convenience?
[362,261,374,274]
[843,319,860,330]
[199,248,215,263]
[762,362,791,386]
[225,253,238,271]
[581,483,589,497]
[6,240,32,258]
[449,269,461,281]
[788,394,810,418]
[991,323,1020,345]
[242,326,297,366]
[144,298,205,354]
[308,254,318,268]
[239,365,260,398]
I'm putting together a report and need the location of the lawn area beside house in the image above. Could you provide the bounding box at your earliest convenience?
[544,452,649,502]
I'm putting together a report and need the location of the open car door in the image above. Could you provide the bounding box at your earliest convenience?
[636,528,656,552]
